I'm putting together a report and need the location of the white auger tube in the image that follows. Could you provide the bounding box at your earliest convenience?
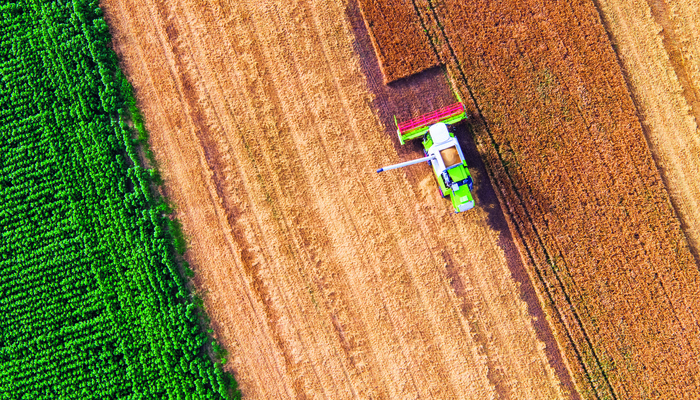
[376,155,435,173]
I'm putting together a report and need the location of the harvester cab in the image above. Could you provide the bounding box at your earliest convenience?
[376,102,475,213]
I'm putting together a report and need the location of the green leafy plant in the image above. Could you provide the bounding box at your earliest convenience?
[0,1,239,399]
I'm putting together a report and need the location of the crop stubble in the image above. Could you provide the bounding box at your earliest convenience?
[404,0,700,397]
[101,0,568,398]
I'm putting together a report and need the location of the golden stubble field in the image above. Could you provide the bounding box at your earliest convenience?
[100,0,573,398]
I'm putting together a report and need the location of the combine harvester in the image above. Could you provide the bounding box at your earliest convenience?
[377,102,475,212]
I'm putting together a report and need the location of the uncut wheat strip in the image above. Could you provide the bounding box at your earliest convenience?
[355,0,438,82]
[524,2,700,394]
[432,0,640,396]
[528,0,678,374]
[430,0,584,384]
[550,0,700,377]
[536,0,692,394]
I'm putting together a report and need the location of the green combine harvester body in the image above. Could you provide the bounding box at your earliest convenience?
[377,102,475,213]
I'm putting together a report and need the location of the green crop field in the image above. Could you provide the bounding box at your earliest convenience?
[0,1,238,398]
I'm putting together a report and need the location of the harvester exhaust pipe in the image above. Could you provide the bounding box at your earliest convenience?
[377,155,435,173]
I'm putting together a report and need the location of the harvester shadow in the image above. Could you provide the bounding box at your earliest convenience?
[454,121,576,394]
[346,0,578,395]
[451,122,508,233]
